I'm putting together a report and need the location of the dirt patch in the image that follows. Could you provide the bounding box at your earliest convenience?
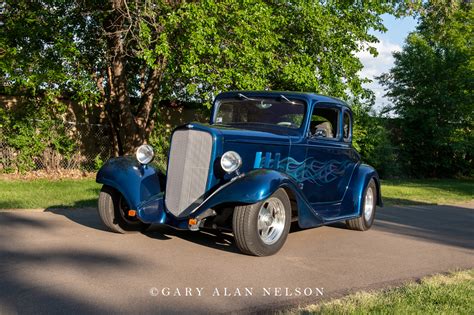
[0,170,96,180]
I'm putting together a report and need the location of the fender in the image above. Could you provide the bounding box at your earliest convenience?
[137,169,346,228]
[96,157,163,209]
[341,163,383,218]
[186,169,325,227]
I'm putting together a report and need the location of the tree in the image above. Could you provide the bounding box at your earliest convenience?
[379,0,473,177]
[1,0,418,155]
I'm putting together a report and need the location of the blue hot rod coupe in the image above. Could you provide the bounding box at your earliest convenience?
[97,91,382,256]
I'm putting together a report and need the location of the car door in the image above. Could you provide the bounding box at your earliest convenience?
[302,103,358,217]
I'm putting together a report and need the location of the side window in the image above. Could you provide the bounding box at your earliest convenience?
[310,105,340,139]
[343,111,351,142]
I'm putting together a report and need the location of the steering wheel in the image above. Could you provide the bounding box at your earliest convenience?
[277,121,297,128]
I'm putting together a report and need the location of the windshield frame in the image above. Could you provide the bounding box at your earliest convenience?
[211,96,309,132]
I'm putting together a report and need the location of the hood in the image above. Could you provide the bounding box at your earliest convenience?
[197,123,296,145]
[176,122,293,187]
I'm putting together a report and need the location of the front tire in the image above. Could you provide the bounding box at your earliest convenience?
[98,185,150,233]
[346,178,377,231]
[232,188,291,256]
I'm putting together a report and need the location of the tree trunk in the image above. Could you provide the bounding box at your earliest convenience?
[102,0,165,156]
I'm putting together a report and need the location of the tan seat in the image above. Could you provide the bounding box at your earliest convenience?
[314,121,333,138]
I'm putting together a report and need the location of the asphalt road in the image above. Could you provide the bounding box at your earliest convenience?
[0,202,473,314]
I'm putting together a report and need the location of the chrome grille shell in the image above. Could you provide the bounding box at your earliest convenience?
[165,129,213,217]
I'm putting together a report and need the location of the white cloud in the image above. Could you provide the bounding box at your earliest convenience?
[356,40,402,109]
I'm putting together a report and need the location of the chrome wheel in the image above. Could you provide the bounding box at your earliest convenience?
[364,186,374,222]
[257,197,286,245]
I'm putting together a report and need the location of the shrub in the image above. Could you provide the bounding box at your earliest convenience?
[0,95,77,173]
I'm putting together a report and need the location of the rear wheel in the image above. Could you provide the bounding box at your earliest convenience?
[346,178,377,231]
[98,185,150,233]
[232,188,291,256]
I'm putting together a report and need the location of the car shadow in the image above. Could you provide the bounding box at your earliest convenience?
[45,205,241,254]
[144,225,240,254]
[374,202,474,250]
[289,198,474,251]
[45,206,108,232]
[45,198,474,253]
[324,199,474,250]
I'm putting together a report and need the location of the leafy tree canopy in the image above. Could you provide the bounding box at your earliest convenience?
[379,0,473,177]
[1,0,419,154]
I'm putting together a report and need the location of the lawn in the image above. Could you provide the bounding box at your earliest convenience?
[0,178,100,209]
[295,269,474,315]
[382,178,474,205]
[0,178,472,209]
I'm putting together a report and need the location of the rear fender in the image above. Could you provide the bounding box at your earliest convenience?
[96,157,163,209]
[341,163,383,217]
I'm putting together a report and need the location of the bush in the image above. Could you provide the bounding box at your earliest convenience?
[0,95,77,173]
[352,104,402,179]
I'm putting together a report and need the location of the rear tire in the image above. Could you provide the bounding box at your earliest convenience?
[232,188,291,256]
[98,185,150,233]
[346,178,377,231]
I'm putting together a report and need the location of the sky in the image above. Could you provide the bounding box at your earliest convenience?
[357,14,419,110]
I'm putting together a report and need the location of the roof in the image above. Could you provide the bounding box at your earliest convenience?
[215,90,349,107]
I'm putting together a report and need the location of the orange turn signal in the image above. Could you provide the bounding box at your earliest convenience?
[128,210,136,217]
[188,218,198,226]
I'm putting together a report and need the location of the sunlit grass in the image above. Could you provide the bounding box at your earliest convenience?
[0,178,472,209]
[0,178,100,209]
[295,269,474,315]
[382,179,473,205]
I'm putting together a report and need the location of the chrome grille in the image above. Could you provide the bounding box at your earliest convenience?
[165,129,213,217]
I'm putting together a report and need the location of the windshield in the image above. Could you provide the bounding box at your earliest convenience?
[214,97,306,129]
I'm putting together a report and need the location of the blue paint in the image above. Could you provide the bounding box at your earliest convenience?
[274,153,281,169]
[254,152,262,168]
[280,157,350,186]
[96,157,162,209]
[97,91,382,231]
[264,152,272,168]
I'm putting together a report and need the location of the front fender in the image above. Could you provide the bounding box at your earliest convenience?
[188,169,294,216]
[188,169,324,227]
[96,157,163,209]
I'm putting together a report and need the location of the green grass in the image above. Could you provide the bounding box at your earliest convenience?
[382,179,474,205]
[0,179,100,209]
[0,178,472,209]
[296,269,474,315]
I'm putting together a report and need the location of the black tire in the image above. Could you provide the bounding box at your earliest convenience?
[97,185,150,233]
[346,178,377,231]
[232,188,291,256]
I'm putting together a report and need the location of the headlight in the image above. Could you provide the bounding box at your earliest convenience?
[136,144,154,165]
[221,151,242,173]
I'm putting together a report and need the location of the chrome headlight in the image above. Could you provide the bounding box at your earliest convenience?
[136,144,154,165]
[220,151,242,174]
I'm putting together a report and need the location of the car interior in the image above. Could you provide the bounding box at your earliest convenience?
[310,107,339,139]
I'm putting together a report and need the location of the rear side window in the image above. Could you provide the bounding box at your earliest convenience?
[310,106,340,139]
[343,111,351,142]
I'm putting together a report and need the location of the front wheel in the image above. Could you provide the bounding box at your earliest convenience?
[232,188,291,256]
[97,185,150,233]
[346,178,377,231]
